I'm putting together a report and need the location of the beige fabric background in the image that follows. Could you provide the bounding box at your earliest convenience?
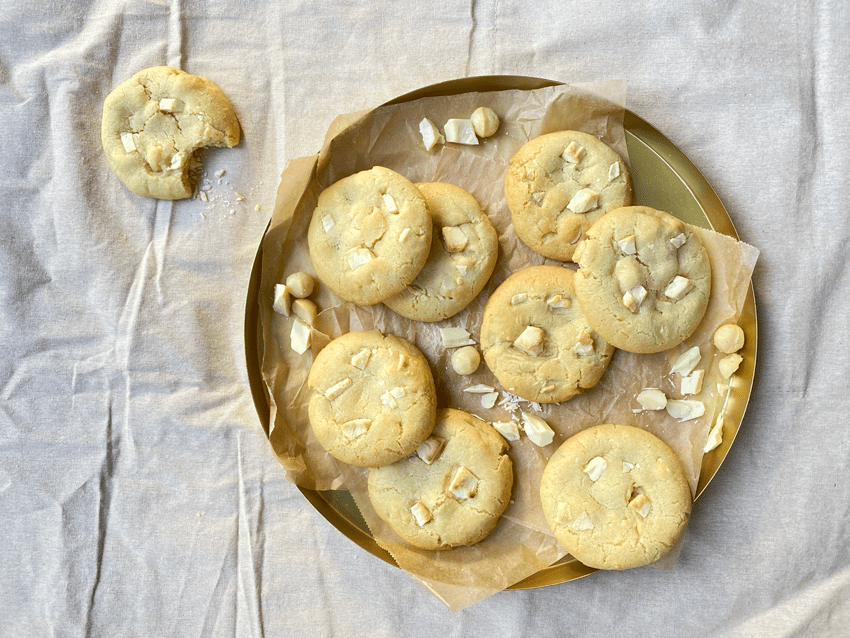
[1,0,848,636]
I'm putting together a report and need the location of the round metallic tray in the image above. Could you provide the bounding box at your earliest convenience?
[244,76,758,589]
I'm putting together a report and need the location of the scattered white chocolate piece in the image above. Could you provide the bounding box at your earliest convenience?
[440,327,475,348]
[481,392,499,409]
[681,369,705,395]
[443,119,479,145]
[704,416,724,453]
[636,388,668,411]
[670,346,702,376]
[666,399,705,421]
[292,299,318,325]
[719,353,743,378]
[470,106,500,138]
[464,384,495,394]
[450,346,480,375]
[290,318,311,354]
[714,324,745,353]
[272,283,292,316]
[521,411,555,447]
[419,118,444,151]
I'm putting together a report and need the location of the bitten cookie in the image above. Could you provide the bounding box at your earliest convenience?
[307,167,433,306]
[367,408,513,550]
[307,330,437,468]
[101,66,240,199]
[540,424,692,570]
[480,266,614,404]
[573,206,711,353]
[383,182,498,322]
[504,130,632,262]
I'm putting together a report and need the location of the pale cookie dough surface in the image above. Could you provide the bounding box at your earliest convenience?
[573,206,712,353]
[307,167,432,306]
[480,265,614,404]
[504,130,632,262]
[101,66,240,199]
[367,408,513,550]
[383,182,498,322]
[540,424,692,570]
[307,330,437,468]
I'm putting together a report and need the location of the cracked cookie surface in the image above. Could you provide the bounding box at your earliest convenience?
[367,408,513,550]
[101,66,240,199]
[540,423,692,570]
[504,130,632,262]
[573,206,711,353]
[383,182,498,322]
[480,265,614,404]
[307,330,437,468]
[307,167,432,306]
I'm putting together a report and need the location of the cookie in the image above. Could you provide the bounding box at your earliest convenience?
[367,408,513,550]
[307,330,437,468]
[573,206,711,353]
[540,424,692,570]
[101,66,240,199]
[307,167,433,306]
[479,265,614,404]
[504,130,632,261]
[383,182,498,322]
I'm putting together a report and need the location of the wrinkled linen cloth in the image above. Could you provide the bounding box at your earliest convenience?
[1,0,848,636]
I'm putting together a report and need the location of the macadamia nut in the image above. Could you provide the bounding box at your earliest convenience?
[451,346,480,375]
[713,324,745,353]
[286,272,314,298]
[470,107,500,138]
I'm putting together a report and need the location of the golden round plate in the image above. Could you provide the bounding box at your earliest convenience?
[244,76,758,589]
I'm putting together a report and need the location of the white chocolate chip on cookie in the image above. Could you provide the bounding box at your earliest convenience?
[514,326,545,356]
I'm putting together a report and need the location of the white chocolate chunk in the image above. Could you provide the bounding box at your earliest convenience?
[566,188,599,214]
[398,227,411,243]
[120,132,137,153]
[573,329,595,358]
[670,233,688,248]
[286,272,314,298]
[665,275,693,300]
[416,436,445,464]
[341,418,370,440]
[293,299,318,325]
[671,346,702,376]
[521,411,555,447]
[636,388,667,410]
[410,501,432,526]
[681,369,705,395]
[491,420,520,441]
[583,456,607,482]
[666,399,706,421]
[290,319,311,354]
[719,353,743,378]
[573,511,595,531]
[481,392,499,409]
[442,226,468,253]
[450,346,480,375]
[623,285,648,313]
[390,386,405,399]
[629,493,652,518]
[704,416,724,453]
[272,283,291,316]
[511,293,528,305]
[448,466,479,500]
[608,161,620,180]
[546,294,572,309]
[321,214,335,232]
[382,193,398,213]
[617,234,637,255]
[169,151,187,170]
[325,377,352,400]
[419,117,445,151]
[443,118,479,145]
[562,141,586,164]
[350,348,372,370]
[440,327,475,348]
[514,326,545,356]
[470,106,500,138]
[531,191,546,204]
[714,324,745,353]
[623,461,635,473]
[159,97,184,112]
[347,247,375,271]
[464,384,495,394]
